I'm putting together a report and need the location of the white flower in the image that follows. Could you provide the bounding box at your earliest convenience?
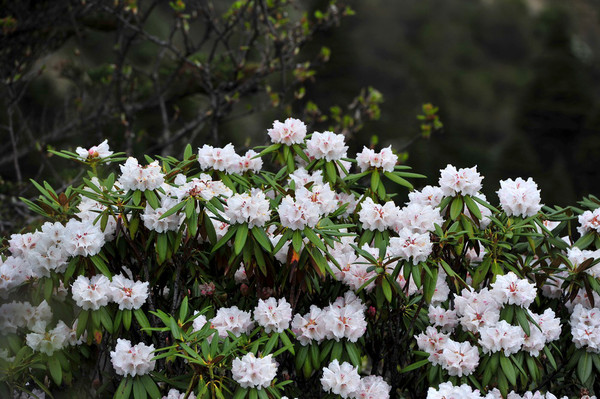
[231,352,277,389]
[356,146,397,172]
[438,165,483,197]
[578,208,600,236]
[305,131,348,161]
[388,229,432,265]
[118,157,165,191]
[394,203,443,234]
[321,360,361,398]
[210,306,254,338]
[358,198,399,231]
[110,339,156,377]
[237,150,263,173]
[428,305,458,332]
[439,339,480,377]
[407,186,444,208]
[192,311,208,332]
[25,321,68,356]
[141,202,184,233]
[267,118,307,145]
[478,320,525,356]
[76,140,113,160]
[162,389,196,399]
[355,375,391,399]
[109,274,149,310]
[72,275,112,310]
[490,272,537,307]
[322,300,367,342]
[292,305,327,345]
[289,168,324,187]
[225,190,271,228]
[415,326,450,366]
[497,177,542,217]
[295,184,338,215]
[197,143,247,174]
[254,297,292,333]
[63,219,106,257]
[427,382,481,399]
[570,304,600,353]
[278,195,321,230]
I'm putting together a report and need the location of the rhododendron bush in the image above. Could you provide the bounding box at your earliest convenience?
[3,118,600,399]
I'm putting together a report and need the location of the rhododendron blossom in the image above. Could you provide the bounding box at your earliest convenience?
[254,297,292,333]
[438,165,483,197]
[110,339,156,377]
[305,131,348,161]
[321,360,361,398]
[267,118,307,145]
[497,177,542,217]
[231,353,278,389]
[118,157,165,191]
[356,146,397,172]
[76,139,113,160]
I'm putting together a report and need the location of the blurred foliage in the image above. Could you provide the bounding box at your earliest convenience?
[304,0,600,206]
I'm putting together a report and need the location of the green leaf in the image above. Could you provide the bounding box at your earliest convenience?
[371,169,380,193]
[578,351,593,384]
[249,388,258,399]
[99,306,114,334]
[114,378,133,399]
[134,309,151,334]
[133,378,147,399]
[331,341,343,362]
[543,346,557,370]
[450,196,464,221]
[295,345,309,371]
[325,161,337,183]
[399,359,429,373]
[159,200,186,220]
[156,233,168,264]
[575,233,595,250]
[382,278,392,303]
[183,144,193,160]
[500,355,517,386]
[132,190,142,206]
[345,341,361,367]
[515,307,530,337]
[264,333,280,355]
[179,297,189,321]
[292,230,303,253]
[77,310,89,338]
[423,266,438,304]
[232,387,248,399]
[383,171,413,190]
[304,227,326,252]
[464,195,482,220]
[251,226,272,252]
[140,375,161,399]
[90,255,111,277]
[123,309,132,331]
[48,356,62,386]
[145,190,159,209]
[234,223,249,255]
[211,225,237,253]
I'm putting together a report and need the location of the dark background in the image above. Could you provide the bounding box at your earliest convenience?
[2,0,600,214]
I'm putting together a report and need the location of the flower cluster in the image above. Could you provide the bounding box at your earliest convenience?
[198,143,262,174]
[438,164,483,197]
[72,274,148,311]
[267,118,307,145]
[110,339,156,377]
[292,292,367,344]
[225,190,271,228]
[305,131,348,161]
[321,360,390,399]
[356,146,397,172]
[231,352,278,389]
[497,177,542,217]
[76,139,113,161]
[118,157,165,191]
